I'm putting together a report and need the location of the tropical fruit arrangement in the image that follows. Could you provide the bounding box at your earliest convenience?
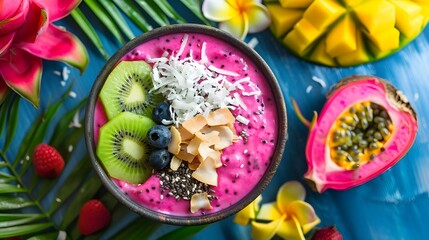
[266,0,429,66]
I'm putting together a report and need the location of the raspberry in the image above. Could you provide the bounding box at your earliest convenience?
[33,144,64,178]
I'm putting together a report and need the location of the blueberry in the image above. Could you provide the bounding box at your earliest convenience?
[149,149,170,170]
[153,102,172,125]
[147,125,171,148]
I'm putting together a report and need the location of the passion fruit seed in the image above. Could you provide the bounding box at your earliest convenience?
[329,101,393,170]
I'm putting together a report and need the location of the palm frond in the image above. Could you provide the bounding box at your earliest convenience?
[71,0,211,58]
[0,90,206,238]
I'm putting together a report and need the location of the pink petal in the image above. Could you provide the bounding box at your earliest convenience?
[0,48,41,107]
[0,33,15,56]
[14,1,47,44]
[0,78,10,104]
[34,0,82,22]
[0,1,28,34]
[0,0,23,19]
[20,24,89,73]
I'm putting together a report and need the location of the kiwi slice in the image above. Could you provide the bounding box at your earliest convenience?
[97,111,155,184]
[100,60,162,120]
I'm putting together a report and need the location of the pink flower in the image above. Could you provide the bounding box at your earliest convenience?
[0,0,88,107]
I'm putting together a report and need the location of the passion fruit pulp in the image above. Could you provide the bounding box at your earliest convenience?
[304,75,418,192]
[266,0,429,66]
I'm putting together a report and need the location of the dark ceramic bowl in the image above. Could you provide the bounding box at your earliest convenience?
[85,24,287,225]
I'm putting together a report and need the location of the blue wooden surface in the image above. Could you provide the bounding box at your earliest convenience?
[7,5,429,239]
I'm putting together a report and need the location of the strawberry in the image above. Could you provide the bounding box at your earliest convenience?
[312,226,343,240]
[78,199,111,235]
[33,144,65,178]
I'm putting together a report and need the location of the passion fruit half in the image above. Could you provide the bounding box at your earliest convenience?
[304,75,418,192]
[266,0,429,66]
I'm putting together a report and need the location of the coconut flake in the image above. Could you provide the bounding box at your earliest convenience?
[208,65,240,77]
[236,115,250,125]
[247,37,259,49]
[190,192,212,213]
[62,66,71,81]
[68,111,82,128]
[176,34,189,58]
[69,91,77,99]
[311,76,326,88]
[53,70,61,76]
[306,85,313,93]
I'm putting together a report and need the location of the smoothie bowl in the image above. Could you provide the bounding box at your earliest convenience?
[85,24,287,225]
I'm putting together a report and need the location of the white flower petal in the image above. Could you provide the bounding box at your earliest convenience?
[247,3,271,33]
[219,13,249,39]
[202,0,237,22]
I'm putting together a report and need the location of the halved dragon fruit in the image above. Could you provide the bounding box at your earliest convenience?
[304,75,418,192]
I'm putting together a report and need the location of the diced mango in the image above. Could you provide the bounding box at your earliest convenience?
[366,27,400,51]
[336,31,371,66]
[310,41,336,66]
[267,4,304,37]
[280,0,313,8]
[303,0,345,30]
[354,0,396,33]
[342,0,364,7]
[283,18,322,54]
[414,1,429,25]
[367,41,393,59]
[391,1,423,38]
[326,15,357,57]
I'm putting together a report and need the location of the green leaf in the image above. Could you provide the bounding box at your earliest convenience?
[3,97,20,152]
[84,0,125,44]
[111,217,161,240]
[71,8,109,59]
[48,157,92,214]
[27,232,60,240]
[0,222,54,238]
[0,93,13,138]
[0,161,7,168]
[113,0,153,32]
[0,196,35,210]
[98,0,135,40]
[153,0,186,23]
[135,0,169,26]
[179,0,212,25]
[0,213,44,228]
[0,183,26,193]
[60,174,102,229]
[157,225,208,240]
[0,171,16,183]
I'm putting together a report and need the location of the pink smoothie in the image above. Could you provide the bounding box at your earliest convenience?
[94,32,279,216]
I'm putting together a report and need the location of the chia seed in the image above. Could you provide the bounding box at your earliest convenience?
[157,163,214,201]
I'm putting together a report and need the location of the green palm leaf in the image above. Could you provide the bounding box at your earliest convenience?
[72,0,211,57]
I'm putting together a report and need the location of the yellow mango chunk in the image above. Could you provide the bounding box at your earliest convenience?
[414,1,429,25]
[280,0,313,8]
[267,4,304,37]
[342,0,364,7]
[310,41,336,66]
[336,30,370,66]
[391,1,423,38]
[326,15,357,57]
[283,19,322,54]
[354,0,396,33]
[303,0,345,30]
[366,27,400,51]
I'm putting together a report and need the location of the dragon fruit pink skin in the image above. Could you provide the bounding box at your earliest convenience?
[304,76,418,193]
[0,0,88,108]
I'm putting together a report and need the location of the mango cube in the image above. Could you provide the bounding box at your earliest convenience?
[303,0,345,30]
[354,0,396,33]
[391,1,424,38]
[267,4,304,37]
[310,41,336,66]
[342,0,364,7]
[336,31,371,66]
[414,1,429,25]
[326,15,357,57]
[283,19,322,54]
[280,0,313,8]
[366,27,400,51]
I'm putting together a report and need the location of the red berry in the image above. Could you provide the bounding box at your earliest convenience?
[78,199,111,235]
[312,226,343,240]
[33,144,65,178]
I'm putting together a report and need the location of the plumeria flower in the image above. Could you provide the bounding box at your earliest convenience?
[234,181,320,240]
[202,0,271,40]
[0,0,88,107]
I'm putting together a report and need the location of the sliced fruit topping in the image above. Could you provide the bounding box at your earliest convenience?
[304,76,418,192]
[100,60,162,120]
[96,112,155,184]
[147,125,172,149]
[266,0,429,66]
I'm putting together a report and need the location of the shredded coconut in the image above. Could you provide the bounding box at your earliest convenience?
[306,85,313,93]
[247,37,259,49]
[414,92,419,101]
[311,76,326,88]
[149,34,261,126]
[53,70,61,76]
[236,115,250,125]
[62,66,71,81]
[60,81,66,87]
[69,111,82,128]
[69,91,77,99]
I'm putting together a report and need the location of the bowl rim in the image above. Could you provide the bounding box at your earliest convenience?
[84,23,287,225]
